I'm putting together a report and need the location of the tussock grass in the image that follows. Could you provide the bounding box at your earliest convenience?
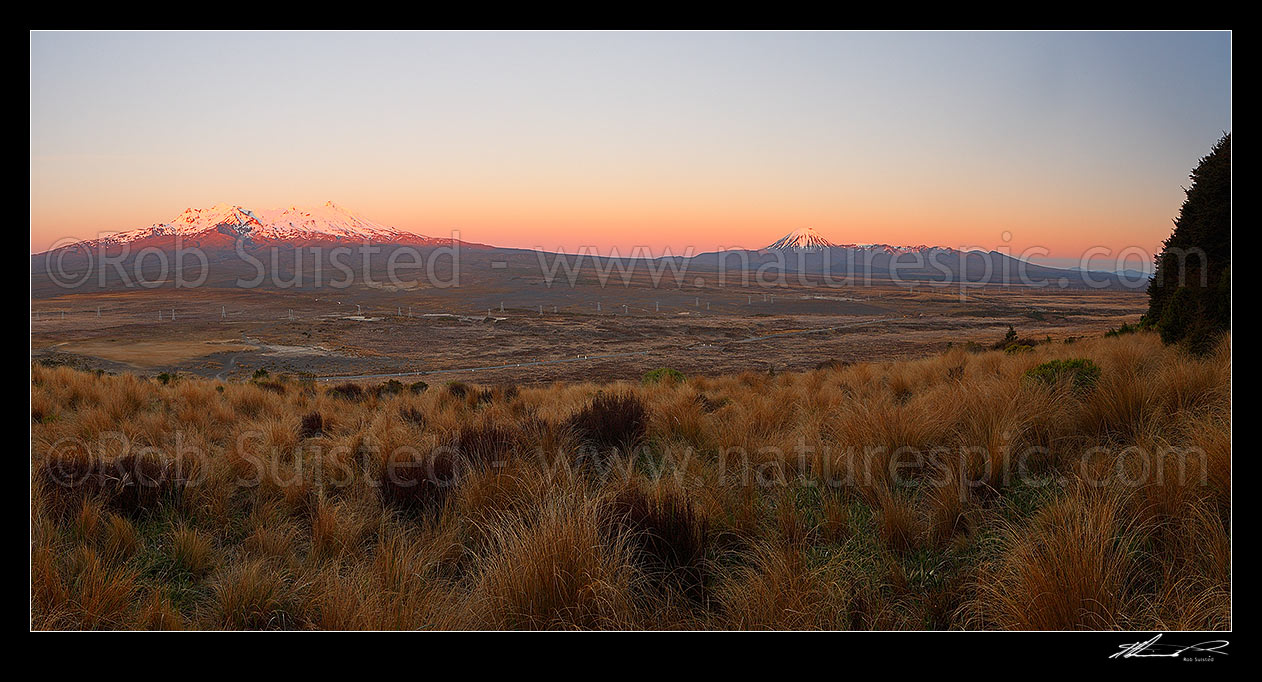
[603,482,709,601]
[30,331,1230,629]
[567,392,649,452]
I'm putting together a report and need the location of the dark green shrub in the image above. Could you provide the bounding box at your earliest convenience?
[376,379,404,396]
[1104,323,1140,338]
[1157,283,1226,354]
[1024,359,1101,393]
[993,325,1044,353]
[642,368,685,385]
[328,383,365,401]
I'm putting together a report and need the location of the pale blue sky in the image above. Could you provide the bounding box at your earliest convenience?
[30,31,1231,257]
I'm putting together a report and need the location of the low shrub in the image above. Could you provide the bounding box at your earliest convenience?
[1024,358,1102,393]
[1104,323,1140,338]
[375,379,404,397]
[328,383,365,401]
[993,325,1041,353]
[642,368,685,385]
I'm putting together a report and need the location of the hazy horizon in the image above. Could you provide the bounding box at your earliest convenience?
[30,31,1230,259]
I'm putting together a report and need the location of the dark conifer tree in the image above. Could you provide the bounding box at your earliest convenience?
[1145,134,1231,352]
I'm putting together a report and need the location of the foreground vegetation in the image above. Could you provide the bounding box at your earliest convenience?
[30,331,1229,629]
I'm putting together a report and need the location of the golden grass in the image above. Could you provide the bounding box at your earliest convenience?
[29,331,1230,629]
[56,339,256,368]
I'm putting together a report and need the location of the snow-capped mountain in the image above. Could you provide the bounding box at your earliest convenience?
[158,205,267,236]
[765,227,837,250]
[94,202,423,245]
[764,227,957,255]
[254,203,414,242]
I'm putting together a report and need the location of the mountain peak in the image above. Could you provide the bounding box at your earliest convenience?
[165,204,264,231]
[766,226,837,250]
[256,202,407,240]
[96,202,426,245]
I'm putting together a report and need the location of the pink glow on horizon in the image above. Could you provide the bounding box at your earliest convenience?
[28,187,1186,262]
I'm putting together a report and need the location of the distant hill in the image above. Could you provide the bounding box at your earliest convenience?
[32,205,1140,296]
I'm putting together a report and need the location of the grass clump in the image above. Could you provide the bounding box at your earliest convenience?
[603,485,708,601]
[567,392,649,452]
[378,446,462,514]
[299,411,325,439]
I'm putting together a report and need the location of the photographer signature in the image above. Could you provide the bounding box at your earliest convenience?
[1111,634,1229,660]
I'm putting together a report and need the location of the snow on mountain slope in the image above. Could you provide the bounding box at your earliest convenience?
[765,227,837,250]
[764,227,959,254]
[254,202,410,241]
[150,204,267,237]
[93,202,425,245]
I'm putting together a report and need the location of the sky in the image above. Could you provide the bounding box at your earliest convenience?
[30,31,1230,264]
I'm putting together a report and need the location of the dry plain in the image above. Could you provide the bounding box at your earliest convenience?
[31,277,1146,385]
